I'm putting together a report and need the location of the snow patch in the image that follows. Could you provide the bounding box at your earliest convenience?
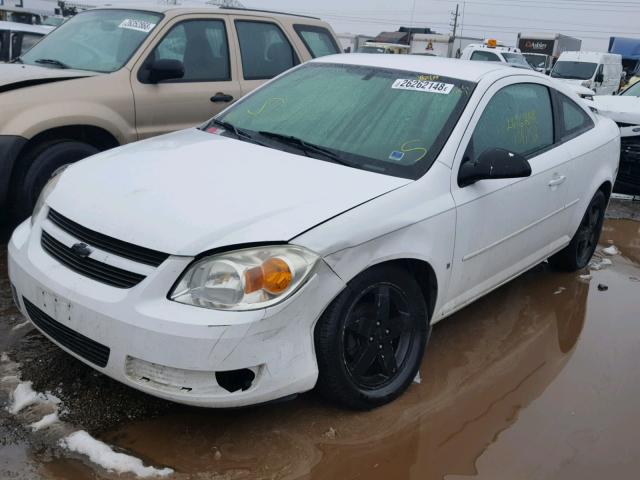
[60,431,173,478]
[30,412,59,431]
[553,287,566,295]
[0,352,9,363]
[602,245,619,256]
[7,381,61,415]
[11,321,30,332]
[413,371,422,384]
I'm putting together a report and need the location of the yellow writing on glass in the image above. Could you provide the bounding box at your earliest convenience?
[506,110,539,146]
[401,140,428,162]
[247,97,286,116]
[417,74,440,81]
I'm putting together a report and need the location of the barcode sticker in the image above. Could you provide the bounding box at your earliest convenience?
[392,79,454,94]
[119,19,156,33]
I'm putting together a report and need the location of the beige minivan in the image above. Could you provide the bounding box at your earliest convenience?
[0,5,340,220]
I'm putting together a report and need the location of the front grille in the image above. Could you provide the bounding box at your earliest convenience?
[616,137,640,196]
[23,297,110,368]
[41,231,145,289]
[48,209,169,267]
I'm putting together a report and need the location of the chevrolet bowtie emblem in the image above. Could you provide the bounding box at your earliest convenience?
[71,242,92,258]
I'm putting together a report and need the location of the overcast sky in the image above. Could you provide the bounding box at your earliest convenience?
[243,0,640,51]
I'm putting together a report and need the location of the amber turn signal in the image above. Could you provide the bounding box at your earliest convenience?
[244,258,293,295]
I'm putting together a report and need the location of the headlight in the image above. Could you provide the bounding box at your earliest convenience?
[170,245,319,311]
[31,166,67,226]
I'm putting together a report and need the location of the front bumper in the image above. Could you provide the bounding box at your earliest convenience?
[8,219,346,408]
[0,135,27,210]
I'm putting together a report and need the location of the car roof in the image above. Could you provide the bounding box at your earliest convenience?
[312,53,525,83]
[0,20,51,34]
[91,3,320,20]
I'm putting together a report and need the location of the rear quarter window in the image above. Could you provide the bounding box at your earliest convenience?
[293,24,340,58]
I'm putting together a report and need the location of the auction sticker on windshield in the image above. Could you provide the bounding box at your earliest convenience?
[392,79,454,94]
[119,19,156,33]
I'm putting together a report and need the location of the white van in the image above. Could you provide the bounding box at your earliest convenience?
[551,51,623,95]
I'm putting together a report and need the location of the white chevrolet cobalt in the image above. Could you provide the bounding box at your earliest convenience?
[8,55,620,409]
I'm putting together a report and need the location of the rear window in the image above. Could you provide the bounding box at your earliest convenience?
[293,24,340,58]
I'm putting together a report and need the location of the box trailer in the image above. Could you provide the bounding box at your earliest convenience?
[517,32,582,73]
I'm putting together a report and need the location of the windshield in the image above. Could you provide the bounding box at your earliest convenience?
[551,61,598,80]
[622,81,640,97]
[523,53,547,69]
[21,9,162,73]
[213,63,475,179]
[357,46,386,54]
[502,53,532,68]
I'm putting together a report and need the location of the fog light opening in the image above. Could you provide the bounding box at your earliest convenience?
[216,369,256,393]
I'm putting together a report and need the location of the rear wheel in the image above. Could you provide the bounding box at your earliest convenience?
[314,264,430,409]
[10,140,99,222]
[548,190,606,271]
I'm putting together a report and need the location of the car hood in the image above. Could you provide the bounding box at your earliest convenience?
[0,63,97,92]
[48,129,411,256]
[590,95,640,125]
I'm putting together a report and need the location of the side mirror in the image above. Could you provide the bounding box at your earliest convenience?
[148,59,184,83]
[458,147,532,187]
[595,72,604,83]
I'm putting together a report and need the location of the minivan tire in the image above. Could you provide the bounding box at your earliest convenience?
[548,190,606,272]
[10,140,99,222]
[314,264,430,410]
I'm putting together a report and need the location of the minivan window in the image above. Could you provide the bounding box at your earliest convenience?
[21,9,162,73]
[470,50,500,62]
[150,19,230,82]
[467,83,553,162]
[235,21,299,80]
[293,25,339,58]
[18,32,42,55]
[215,63,475,180]
[551,61,598,80]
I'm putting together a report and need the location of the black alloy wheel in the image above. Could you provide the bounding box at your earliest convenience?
[315,264,429,409]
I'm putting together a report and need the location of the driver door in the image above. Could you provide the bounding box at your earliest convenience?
[131,15,242,139]
[443,79,573,313]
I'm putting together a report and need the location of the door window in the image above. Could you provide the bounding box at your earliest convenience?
[235,20,299,80]
[150,19,230,82]
[466,83,554,162]
[293,24,340,58]
[557,93,594,141]
[470,50,501,62]
[18,33,43,55]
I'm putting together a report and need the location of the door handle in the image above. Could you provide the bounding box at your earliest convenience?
[548,175,567,187]
[211,93,234,103]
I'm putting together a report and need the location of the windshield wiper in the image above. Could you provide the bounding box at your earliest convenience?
[210,119,265,146]
[258,131,352,167]
[34,58,70,69]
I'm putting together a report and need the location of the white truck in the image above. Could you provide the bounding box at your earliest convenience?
[517,33,582,74]
[459,40,531,69]
[551,51,623,95]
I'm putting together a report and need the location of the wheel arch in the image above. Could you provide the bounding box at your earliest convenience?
[10,124,120,181]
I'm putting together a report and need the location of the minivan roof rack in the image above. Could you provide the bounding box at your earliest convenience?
[218,6,320,20]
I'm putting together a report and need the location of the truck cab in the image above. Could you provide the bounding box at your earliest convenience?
[460,40,531,69]
[551,51,623,95]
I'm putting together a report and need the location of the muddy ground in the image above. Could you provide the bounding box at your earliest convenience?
[1,198,639,479]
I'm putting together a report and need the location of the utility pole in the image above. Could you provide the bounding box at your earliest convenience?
[450,3,460,38]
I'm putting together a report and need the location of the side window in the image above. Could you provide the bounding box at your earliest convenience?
[18,33,42,56]
[150,19,230,82]
[293,24,340,58]
[235,20,299,80]
[557,93,594,141]
[466,83,554,162]
[470,50,501,62]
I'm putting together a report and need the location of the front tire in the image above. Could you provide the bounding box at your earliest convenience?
[548,190,606,271]
[10,140,99,222]
[314,264,430,409]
